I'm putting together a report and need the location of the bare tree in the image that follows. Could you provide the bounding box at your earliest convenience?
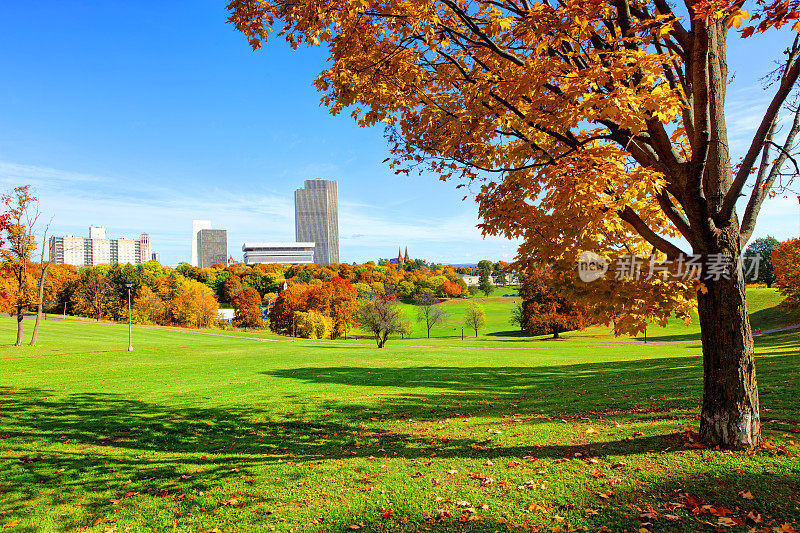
[29,217,54,346]
[416,290,448,339]
[357,293,409,348]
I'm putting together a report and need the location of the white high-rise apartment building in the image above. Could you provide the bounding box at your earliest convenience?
[295,179,339,265]
[191,220,212,267]
[49,227,152,267]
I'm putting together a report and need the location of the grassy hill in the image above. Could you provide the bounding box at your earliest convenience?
[0,290,797,532]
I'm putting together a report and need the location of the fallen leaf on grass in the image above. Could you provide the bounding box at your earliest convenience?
[738,490,754,499]
[527,502,548,513]
[381,510,392,519]
[446,469,458,475]
[774,524,799,533]
[431,478,441,486]
[3,520,20,529]
[52,468,65,474]
[597,490,614,499]
[585,508,599,515]
[586,427,599,435]
[92,518,103,526]
[244,478,254,484]
[663,514,681,521]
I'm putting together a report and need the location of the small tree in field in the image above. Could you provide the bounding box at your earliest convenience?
[745,236,781,287]
[416,290,448,338]
[463,301,486,337]
[1,186,37,346]
[478,270,493,297]
[520,268,592,338]
[771,238,800,311]
[358,293,409,348]
[29,217,54,346]
[233,287,264,329]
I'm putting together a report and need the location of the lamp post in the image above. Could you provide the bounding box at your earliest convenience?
[125,282,133,352]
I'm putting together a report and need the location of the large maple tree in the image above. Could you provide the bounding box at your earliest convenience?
[228,0,800,449]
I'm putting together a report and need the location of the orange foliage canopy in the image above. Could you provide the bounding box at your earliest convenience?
[771,238,800,310]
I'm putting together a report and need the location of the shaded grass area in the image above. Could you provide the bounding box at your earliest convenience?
[0,309,797,532]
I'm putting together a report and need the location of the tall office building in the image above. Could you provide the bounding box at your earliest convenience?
[295,179,339,265]
[191,220,212,267]
[49,227,152,267]
[197,229,228,268]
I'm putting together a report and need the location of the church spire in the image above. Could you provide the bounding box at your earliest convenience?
[404,247,409,262]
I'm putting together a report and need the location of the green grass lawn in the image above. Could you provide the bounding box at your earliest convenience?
[0,290,797,532]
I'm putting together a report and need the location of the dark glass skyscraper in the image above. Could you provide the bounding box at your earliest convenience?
[294,179,339,265]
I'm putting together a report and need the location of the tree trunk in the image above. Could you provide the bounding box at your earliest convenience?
[30,264,50,347]
[698,268,760,449]
[552,326,559,339]
[15,304,24,346]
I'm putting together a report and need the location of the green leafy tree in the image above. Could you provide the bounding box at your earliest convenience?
[510,301,524,332]
[744,236,780,287]
[478,270,493,297]
[463,301,486,337]
[357,293,409,348]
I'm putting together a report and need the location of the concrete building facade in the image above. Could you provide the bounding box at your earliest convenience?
[197,229,228,268]
[49,227,152,267]
[295,179,339,265]
[242,242,315,266]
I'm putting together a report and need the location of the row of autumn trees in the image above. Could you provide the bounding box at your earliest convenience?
[176,260,477,304]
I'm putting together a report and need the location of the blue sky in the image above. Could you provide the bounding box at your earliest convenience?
[0,1,798,265]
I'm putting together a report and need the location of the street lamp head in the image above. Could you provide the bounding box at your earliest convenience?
[125,282,133,289]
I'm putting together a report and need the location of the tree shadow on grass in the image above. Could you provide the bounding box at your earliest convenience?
[1,349,798,531]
